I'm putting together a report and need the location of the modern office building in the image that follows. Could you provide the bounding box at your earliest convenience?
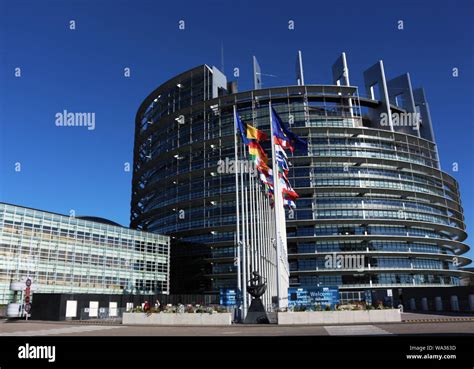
[130,53,472,300]
[0,203,170,308]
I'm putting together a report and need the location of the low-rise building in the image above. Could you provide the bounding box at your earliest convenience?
[0,203,170,317]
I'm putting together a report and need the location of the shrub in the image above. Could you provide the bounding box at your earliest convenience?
[215,306,228,313]
[128,304,229,314]
[205,307,215,314]
[162,305,177,313]
[185,304,195,313]
[293,304,307,312]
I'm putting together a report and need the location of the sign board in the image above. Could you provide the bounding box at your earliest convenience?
[65,300,78,318]
[364,290,373,306]
[386,289,393,297]
[109,302,118,317]
[89,301,99,317]
[219,289,238,306]
[24,303,31,313]
[288,287,340,309]
[25,278,32,287]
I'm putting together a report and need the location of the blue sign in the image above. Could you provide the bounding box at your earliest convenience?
[288,287,340,309]
[364,290,373,306]
[219,289,238,306]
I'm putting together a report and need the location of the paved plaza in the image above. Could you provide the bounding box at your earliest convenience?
[0,320,473,336]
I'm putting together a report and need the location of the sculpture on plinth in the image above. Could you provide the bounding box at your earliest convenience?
[243,271,270,324]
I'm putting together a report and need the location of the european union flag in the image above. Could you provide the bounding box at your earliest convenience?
[235,110,252,145]
[271,107,307,151]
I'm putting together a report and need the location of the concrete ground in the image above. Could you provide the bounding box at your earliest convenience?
[402,312,474,322]
[0,318,473,336]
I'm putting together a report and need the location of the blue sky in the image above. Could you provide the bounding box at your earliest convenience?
[0,0,473,262]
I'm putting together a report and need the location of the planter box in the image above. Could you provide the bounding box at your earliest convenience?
[277,309,401,325]
[122,312,232,326]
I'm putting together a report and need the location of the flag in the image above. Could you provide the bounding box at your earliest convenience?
[274,137,294,152]
[235,110,269,144]
[275,148,289,175]
[248,141,272,177]
[270,106,306,208]
[259,172,273,186]
[271,108,307,152]
[235,110,252,145]
[280,176,299,199]
[275,143,288,159]
[283,189,299,200]
[248,141,268,163]
[246,123,268,141]
[257,162,272,176]
[284,199,296,208]
[235,109,275,199]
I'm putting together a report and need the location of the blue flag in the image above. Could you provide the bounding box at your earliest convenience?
[271,107,307,151]
[235,110,252,145]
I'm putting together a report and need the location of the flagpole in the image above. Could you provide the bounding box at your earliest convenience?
[259,184,265,300]
[252,176,258,277]
[261,189,267,309]
[233,105,242,320]
[243,179,250,316]
[268,101,283,309]
[249,167,255,276]
[241,169,248,317]
[257,183,263,307]
[269,193,276,309]
[269,194,275,309]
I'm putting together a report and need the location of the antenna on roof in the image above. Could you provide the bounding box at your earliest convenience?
[253,56,262,89]
[296,50,305,86]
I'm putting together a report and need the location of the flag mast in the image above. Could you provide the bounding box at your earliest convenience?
[268,101,289,309]
[233,104,243,320]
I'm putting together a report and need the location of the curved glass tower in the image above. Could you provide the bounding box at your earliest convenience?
[130,56,471,297]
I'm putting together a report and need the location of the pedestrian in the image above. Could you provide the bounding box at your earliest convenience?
[155,299,161,311]
[143,300,150,312]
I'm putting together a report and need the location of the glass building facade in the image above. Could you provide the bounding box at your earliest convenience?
[0,203,170,305]
[130,62,471,296]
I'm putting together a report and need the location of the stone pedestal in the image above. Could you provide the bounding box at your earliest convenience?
[244,298,269,324]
